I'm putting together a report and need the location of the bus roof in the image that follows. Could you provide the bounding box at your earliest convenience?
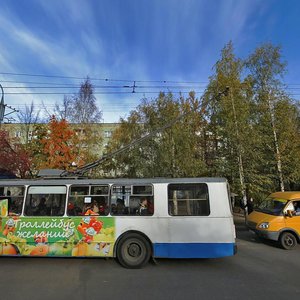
[0,177,227,186]
[270,191,300,200]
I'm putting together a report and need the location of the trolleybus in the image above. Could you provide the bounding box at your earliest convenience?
[0,177,236,268]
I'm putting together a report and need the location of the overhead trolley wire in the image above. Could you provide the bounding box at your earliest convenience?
[0,71,208,85]
[3,91,205,95]
[1,84,207,89]
[2,72,300,98]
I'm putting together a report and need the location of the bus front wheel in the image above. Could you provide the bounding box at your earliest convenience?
[280,232,297,250]
[117,233,151,268]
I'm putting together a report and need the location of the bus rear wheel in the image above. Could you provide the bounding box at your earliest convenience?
[280,232,297,250]
[117,233,151,268]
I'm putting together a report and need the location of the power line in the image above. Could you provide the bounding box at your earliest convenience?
[0,72,112,81]
[3,90,205,95]
[4,71,300,86]
[1,85,206,90]
[3,72,300,101]
[0,71,208,84]
[0,80,79,86]
[3,71,300,87]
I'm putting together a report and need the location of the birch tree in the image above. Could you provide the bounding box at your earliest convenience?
[203,42,252,203]
[17,101,40,144]
[246,44,289,191]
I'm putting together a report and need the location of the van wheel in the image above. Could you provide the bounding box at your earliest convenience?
[117,233,151,268]
[280,232,297,250]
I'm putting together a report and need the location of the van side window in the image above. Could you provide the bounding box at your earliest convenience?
[0,186,25,216]
[168,183,210,216]
[24,186,66,216]
[292,201,300,216]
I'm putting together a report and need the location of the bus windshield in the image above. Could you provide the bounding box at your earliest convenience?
[257,197,288,216]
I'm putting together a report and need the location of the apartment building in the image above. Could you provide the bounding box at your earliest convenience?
[1,122,119,157]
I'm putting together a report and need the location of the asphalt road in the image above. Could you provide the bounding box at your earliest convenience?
[1,217,300,300]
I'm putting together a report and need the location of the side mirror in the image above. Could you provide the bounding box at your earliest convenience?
[285,210,293,218]
[0,199,8,217]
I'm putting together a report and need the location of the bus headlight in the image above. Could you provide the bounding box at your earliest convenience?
[258,222,269,229]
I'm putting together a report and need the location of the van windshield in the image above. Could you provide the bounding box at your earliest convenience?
[257,197,288,216]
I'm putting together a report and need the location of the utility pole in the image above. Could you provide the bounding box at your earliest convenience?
[0,84,5,128]
[0,83,19,128]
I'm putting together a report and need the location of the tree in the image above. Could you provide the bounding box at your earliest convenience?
[70,78,102,124]
[39,116,82,170]
[103,92,206,178]
[245,43,299,191]
[0,130,31,178]
[17,101,40,144]
[53,95,73,122]
[53,78,102,124]
[203,42,253,202]
[25,123,48,175]
[52,78,103,171]
[273,99,300,189]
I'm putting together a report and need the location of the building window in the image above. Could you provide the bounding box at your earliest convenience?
[28,131,33,141]
[15,131,22,138]
[104,131,112,138]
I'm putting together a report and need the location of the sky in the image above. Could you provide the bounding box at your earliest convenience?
[0,0,300,123]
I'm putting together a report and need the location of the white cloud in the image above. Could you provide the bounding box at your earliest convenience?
[0,0,275,123]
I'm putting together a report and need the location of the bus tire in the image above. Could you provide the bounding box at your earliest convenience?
[279,232,297,250]
[117,233,151,268]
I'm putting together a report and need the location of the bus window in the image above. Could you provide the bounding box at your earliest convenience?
[68,185,89,216]
[110,185,130,215]
[110,184,154,216]
[132,185,153,195]
[90,185,109,216]
[24,186,66,216]
[168,183,210,216]
[67,185,109,216]
[0,186,25,216]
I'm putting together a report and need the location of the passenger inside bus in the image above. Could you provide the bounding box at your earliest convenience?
[67,202,82,216]
[98,197,107,215]
[9,199,21,215]
[111,203,117,214]
[116,198,125,215]
[83,202,93,214]
[67,202,76,215]
[82,199,106,216]
[137,198,149,215]
[36,197,47,216]
[91,200,100,214]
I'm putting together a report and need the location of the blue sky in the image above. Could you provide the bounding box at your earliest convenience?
[0,0,300,122]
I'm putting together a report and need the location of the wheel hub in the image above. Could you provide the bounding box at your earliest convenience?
[285,236,294,246]
[127,243,141,257]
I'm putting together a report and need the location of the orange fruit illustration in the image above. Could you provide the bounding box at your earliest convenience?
[30,244,50,256]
